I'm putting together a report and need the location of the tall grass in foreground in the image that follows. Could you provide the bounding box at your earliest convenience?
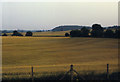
[2,71,119,81]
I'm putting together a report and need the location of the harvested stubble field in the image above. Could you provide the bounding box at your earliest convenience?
[2,35,119,79]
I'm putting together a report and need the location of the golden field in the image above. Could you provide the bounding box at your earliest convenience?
[2,36,118,76]
[4,31,70,37]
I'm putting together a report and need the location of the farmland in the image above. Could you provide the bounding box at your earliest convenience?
[4,31,70,37]
[2,35,118,75]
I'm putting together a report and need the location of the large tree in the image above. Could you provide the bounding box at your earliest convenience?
[70,30,81,37]
[81,27,90,37]
[91,24,104,37]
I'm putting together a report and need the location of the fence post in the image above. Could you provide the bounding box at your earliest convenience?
[31,66,34,82]
[70,65,74,82]
[107,64,109,80]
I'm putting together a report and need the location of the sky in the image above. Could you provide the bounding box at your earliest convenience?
[1,1,118,30]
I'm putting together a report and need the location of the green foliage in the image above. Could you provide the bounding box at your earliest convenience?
[81,27,90,37]
[12,31,23,36]
[92,24,103,31]
[65,33,69,37]
[2,33,8,36]
[91,30,104,38]
[91,24,104,37]
[114,29,120,38]
[104,29,114,38]
[70,30,81,37]
[25,31,33,36]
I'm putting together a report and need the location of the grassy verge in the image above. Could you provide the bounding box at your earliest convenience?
[2,71,119,81]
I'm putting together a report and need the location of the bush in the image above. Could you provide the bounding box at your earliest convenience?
[2,33,8,36]
[25,31,33,36]
[70,30,81,37]
[81,27,90,37]
[65,33,69,37]
[91,24,104,37]
[104,29,114,38]
[12,30,23,36]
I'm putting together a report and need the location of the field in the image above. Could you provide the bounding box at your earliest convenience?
[5,31,70,37]
[1,32,119,79]
[2,36,118,70]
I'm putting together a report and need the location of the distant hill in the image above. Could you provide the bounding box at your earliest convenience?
[1,30,50,33]
[52,25,91,31]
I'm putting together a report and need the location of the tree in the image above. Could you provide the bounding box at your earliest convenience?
[12,30,23,36]
[114,29,120,38]
[70,30,81,37]
[91,24,104,37]
[81,27,90,37]
[92,24,103,31]
[65,33,69,37]
[25,31,33,36]
[2,33,8,36]
[104,29,114,38]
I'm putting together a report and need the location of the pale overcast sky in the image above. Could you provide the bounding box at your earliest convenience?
[1,2,118,30]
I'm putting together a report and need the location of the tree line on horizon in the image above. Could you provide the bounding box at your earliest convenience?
[1,24,120,38]
[2,30,33,36]
[65,24,120,38]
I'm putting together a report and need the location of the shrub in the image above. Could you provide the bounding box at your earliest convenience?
[25,31,33,36]
[12,30,23,36]
[65,33,69,37]
[2,33,8,36]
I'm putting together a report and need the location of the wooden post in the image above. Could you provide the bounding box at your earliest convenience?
[70,65,74,82]
[59,64,85,80]
[31,66,34,82]
[107,64,109,80]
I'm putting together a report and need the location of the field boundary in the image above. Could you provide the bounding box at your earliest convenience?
[2,64,119,81]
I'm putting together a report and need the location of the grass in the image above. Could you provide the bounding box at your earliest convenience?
[2,36,119,79]
[2,72,119,81]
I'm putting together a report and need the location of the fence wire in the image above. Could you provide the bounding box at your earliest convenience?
[2,64,119,80]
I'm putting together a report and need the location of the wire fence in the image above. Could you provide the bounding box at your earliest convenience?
[2,64,119,81]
